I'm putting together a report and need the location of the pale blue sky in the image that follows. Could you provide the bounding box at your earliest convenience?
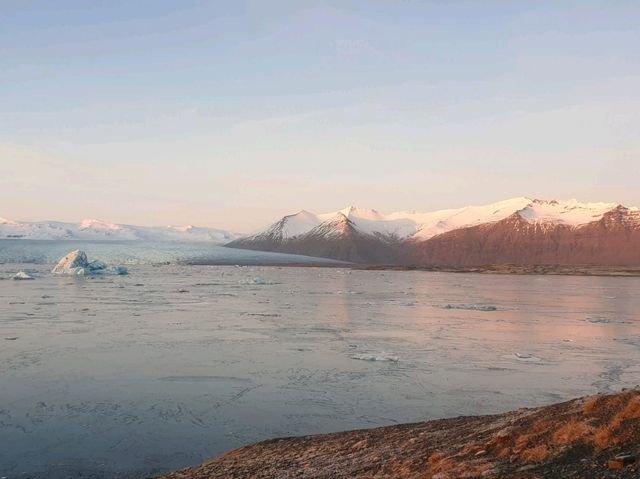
[1,1,639,231]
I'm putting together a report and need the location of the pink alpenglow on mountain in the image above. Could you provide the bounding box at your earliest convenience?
[227,198,640,266]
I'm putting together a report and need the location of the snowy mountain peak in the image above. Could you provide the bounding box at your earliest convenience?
[240,197,635,246]
[79,219,122,231]
[305,213,355,239]
[326,212,351,224]
[168,225,194,232]
[332,206,383,221]
[516,199,619,226]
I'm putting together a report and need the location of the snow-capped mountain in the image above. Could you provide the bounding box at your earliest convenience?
[0,217,239,243]
[228,198,640,265]
[410,204,640,266]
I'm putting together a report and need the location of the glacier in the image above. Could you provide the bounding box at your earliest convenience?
[0,239,347,266]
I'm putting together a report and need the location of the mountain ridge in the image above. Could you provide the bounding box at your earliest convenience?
[0,218,239,243]
[227,198,640,265]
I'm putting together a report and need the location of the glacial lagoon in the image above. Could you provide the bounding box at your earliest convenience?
[1,245,639,477]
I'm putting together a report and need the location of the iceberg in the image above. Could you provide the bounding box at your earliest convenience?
[51,250,128,276]
[13,271,35,280]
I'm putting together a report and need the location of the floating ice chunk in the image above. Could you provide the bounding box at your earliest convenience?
[111,266,128,275]
[13,271,35,280]
[615,336,640,349]
[351,352,399,362]
[586,316,611,324]
[52,250,89,274]
[443,304,498,311]
[87,260,107,271]
[51,250,127,275]
[239,276,270,285]
[512,352,542,362]
[586,316,630,325]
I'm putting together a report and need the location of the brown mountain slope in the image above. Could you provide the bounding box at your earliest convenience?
[228,206,640,266]
[407,206,640,267]
[160,389,640,479]
[229,214,399,263]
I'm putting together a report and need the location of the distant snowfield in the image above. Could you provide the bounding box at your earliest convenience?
[0,217,239,242]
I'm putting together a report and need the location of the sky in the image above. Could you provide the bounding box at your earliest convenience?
[1,1,639,232]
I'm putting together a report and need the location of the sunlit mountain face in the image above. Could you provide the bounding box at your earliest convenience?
[228,198,640,265]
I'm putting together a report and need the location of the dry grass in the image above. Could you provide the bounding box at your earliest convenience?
[593,395,640,448]
[593,424,616,449]
[552,419,593,445]
[427,452,456,473]
[611,395,640,427]
[519,444,550,463]
[162,390,640,479]
[582,395,602,415]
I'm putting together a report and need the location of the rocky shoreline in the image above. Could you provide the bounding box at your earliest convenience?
[160,389,640,479]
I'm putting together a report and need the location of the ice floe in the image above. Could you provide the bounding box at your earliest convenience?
[586,316,630,325]
[443,304,498,311]
[13,271,35,280]
[51,250,128,276]
[350,352,399,362]
[239,276,271,285]
[512,352,542,363]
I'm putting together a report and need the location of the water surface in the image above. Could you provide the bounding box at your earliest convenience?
[1,264,639,478]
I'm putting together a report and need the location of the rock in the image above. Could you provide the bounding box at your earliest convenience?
[13,271,35,280]
[607,453,635,470]
[481,468,502,477]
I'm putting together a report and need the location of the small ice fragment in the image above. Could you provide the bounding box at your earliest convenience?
[13,271,35,280]
[586,317,610,324]
[239,276,270,285]
[513,352,542,362]
[87,260,108,272]
[4,337,18,341]
[351,352,399,362]
[444,304,498,311]
[111,266,129,275]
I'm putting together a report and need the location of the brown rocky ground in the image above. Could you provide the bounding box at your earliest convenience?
[356,264,640,276]
[160,389,640,479]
